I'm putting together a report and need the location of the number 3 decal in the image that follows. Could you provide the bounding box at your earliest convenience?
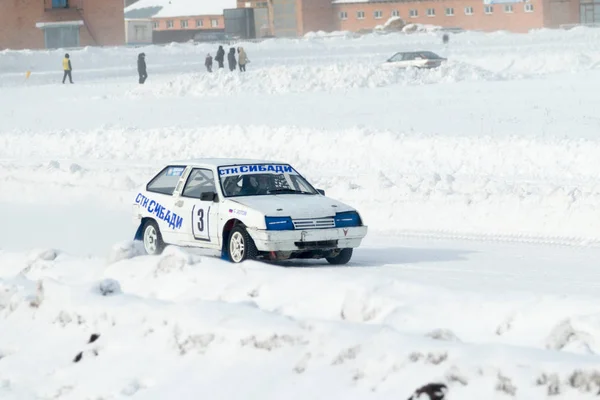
[197,208,204,232]
[192,205,210,241]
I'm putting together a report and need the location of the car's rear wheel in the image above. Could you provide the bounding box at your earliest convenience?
[326,248,353,265]
[228,226,257,263]
[143,220,165,255]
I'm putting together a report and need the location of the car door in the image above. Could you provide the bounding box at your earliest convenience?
[178,168,220,248]
[402,53,419,68]
[140,165,188,244]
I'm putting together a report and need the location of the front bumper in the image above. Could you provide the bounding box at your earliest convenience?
[247,226,368,252]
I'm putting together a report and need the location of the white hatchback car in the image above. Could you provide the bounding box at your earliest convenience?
[382,51,446,69]
[132,159,368,264]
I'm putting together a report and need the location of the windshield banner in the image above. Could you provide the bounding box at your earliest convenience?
[218,164,297,177]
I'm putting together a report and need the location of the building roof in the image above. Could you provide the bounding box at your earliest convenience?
[125,0,238,19]
[331,0,370,3]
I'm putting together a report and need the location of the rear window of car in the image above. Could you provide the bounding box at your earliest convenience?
[419,51,441,59]
[147,166,186,195]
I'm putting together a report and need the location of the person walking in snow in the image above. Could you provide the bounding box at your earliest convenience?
[62,53,73,84]
[137,53,148,84]
[237,47,249,72]
[205,53,213,73]
[227,47,237,72]
[215,45,225,69]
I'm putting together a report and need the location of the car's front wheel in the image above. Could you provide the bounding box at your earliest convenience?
[143,220,165,255]
[326,248,353,265]
[227,225,257,263]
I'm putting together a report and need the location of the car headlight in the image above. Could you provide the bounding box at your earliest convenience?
[265,216,294,231]
[334,211,362,228]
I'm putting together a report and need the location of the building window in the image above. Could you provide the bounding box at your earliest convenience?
[465,6,474,15]
[51,0,68,9]
[196,19,203,27]
[525,3,534,12]
[211,19,218,27]
[427,8,435,16]
[392,10,400,17]
[504,4,513,13]
[152,21,159,29]
[374,10,383,19]
[44,25,79,49]
[339,11,348,20]
[180,20,188,28]
[446,7,454,16]
[409,9,418,18]
[357,11,365,19]
[485,5,493,14]
[166,20,174,28]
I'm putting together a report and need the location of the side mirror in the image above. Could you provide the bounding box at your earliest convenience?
[200,192,218,202]
[317,189,325,196]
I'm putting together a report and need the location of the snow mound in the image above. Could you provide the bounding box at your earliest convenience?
[3,125,600,241]
[3,250,600,398]
[107,241,145,264]
[127,62,502,98]
[97,278,122,296]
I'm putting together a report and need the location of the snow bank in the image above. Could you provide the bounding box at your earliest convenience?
[125,61,502,97]
[3,25,600,79]
[2,126,600,243]
[2,248,600,399]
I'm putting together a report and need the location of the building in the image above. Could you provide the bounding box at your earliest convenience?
[124,0,238,44]
[0,0,125,50]
[237,0,334,37]
[234,0,579,36]
[331,0,579,33]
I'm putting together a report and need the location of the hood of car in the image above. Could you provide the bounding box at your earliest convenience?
[230,195,354,219]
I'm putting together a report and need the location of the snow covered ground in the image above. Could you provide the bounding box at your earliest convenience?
[3,28,600,399]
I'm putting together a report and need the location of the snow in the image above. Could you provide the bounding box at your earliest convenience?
[3,27,600,399]
[124,0,238,18]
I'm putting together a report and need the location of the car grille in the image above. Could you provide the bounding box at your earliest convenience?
[292,217,335,230]
[295,240,338,250]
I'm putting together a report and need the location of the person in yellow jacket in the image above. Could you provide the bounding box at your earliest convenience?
[62,53,73,84]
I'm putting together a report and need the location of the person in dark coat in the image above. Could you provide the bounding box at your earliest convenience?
[205,53,213,73]
[62,53,73,84]
[137,53,147,84]
[442,33,449,45]
[215,46,225,69]
[227,47,237,72]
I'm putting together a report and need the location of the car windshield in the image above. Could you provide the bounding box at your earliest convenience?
[218,164,317,197]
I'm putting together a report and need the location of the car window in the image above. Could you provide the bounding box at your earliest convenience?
[217,164,317,197]
[402,53,415,61]
[147,166,186,196]
[389,53,404,62]
[419,51,441,59]
[182,168,216,198]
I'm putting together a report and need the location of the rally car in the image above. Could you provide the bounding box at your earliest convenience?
[132,158,368,264]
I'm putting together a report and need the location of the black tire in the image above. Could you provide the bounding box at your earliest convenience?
[142,220,165,255]
[326,248,353,265]
[227,225,257,263]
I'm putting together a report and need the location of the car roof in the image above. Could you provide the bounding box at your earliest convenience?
[394,50,436,54]
[168,157,287,168]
